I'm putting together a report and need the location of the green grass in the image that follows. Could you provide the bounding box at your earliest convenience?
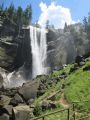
[64,63,90,109]
[33,59,90,119]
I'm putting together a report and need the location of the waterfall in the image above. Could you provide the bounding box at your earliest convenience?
[30,26,47,78]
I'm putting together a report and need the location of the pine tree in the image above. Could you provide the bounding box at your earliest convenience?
[83,17,88,32]
[64,22,68,32]
[17,6,23,35]
[24,5,32,25]
[7,3,15,20]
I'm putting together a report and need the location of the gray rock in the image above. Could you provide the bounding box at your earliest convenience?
[18,81,39,101]
[79,61,85,66]
[83,66,90,71]
[0,114,9,120]
[13,105,34,120]
[47,24,88,72]
[0,40,18,71]
[2,105,13,115]
[27,99,34,105]
[0,95,11,106]
[42,100,56,110]
[10,94,24,106]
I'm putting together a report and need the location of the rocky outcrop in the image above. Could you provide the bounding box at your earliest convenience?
[0,17,32,74]
[47,29,76,70]
[0,40,18,71]
[0,18,18,71]
[47,24,89,71]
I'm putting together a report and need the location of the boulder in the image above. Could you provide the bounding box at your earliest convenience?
[0,113,9,120]
[75,55,84,66]
[2,105,13,115]
[18,81,39,101]
[10,94,24,106]
[13,105,34,120]
[42,100,56,110]
[27,99,34,105]
[0,95,11,106]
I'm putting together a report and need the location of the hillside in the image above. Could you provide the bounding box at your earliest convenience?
[32,57,90,119]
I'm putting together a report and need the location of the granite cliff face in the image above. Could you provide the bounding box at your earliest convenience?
[47,24,88,70]
[0,17,32,76]
[0,17,18,71]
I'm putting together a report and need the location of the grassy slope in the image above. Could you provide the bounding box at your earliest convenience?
[64,61,90,108]
[33,59,90,119]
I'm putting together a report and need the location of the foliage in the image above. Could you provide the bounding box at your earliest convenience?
[0,3,32,27]
[64,61,90,109]
[64,22,68,32]
[33,102,42,116]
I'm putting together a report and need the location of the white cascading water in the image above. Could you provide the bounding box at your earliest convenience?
[30,26,47,78]
[1,66,26,88]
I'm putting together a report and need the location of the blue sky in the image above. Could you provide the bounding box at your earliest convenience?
[0,0,90,28]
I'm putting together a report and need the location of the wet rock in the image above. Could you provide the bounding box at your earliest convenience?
[13,105,34,120]
[0,113,9,120]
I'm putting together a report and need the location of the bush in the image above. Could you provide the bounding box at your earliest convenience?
[33,102,42,116]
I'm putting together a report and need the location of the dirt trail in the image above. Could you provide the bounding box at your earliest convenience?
[60,93,69,108]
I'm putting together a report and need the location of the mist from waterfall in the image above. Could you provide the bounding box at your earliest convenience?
[1,66,26,88]
[30,26,47,78]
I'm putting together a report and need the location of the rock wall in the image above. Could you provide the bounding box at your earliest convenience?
[0,17,32,77]
[47,24,88,71]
